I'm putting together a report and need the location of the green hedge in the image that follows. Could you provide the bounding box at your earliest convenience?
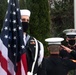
[0,0,7,32]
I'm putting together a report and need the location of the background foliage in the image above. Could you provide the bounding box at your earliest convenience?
[0,0,7,32]
[50,0,74,37]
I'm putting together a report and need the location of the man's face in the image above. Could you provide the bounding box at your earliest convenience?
[21,15,30,23]
[21,15,30,32]
[66,37,76,46]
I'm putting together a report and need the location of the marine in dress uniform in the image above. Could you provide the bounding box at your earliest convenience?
[38,37,76,75]
[60,29,76,61]
[61,29,76,75]
[20,9,44,75]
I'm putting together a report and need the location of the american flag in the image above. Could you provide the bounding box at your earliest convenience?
[0,0,28,75]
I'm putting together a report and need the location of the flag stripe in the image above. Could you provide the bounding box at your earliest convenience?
[1,54,7,73]
[0,39,8,60]
[0,39,8,75]
[21,60,26,75]
[16,62,21,75]
[0,66,7,75]
[21,54,28,75]
[8,58,15,75]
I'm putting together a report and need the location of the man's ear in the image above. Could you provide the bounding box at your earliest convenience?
[66,38,69,42]
[47,46,50,51]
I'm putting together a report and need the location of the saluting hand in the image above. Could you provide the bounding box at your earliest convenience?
[60,45,72,53]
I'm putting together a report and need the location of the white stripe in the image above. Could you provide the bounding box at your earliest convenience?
[0,39,8,75]
[0,66,7,75]
[0,39,8,60]
[21,60,26,75]
[8,58,15,75]
[0,39,15,75]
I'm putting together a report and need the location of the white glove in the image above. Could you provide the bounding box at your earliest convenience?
[27,72,33,75]
[27,72,37,75]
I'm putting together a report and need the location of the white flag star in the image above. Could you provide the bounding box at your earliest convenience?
[14,53,16,56]
[5,19,8,22]
[20,19,22,22]
[13,28,16,32]
[5,35,8,39]
[13,12,16,15]
[19,26,22,30]
[9,28,11,31]
[8,44,10,47]
[13,3,15,6]
[6,11,8,14]
[13,20,16,23]
[10,3,12,5]
[4,27,8,30]
[14,45,16,48]
[21,45,25,49]
[13,36,16,39]
[17,8,19,11]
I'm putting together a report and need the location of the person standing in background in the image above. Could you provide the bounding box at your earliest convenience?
[60,29,76,75]
[20,9,44,75]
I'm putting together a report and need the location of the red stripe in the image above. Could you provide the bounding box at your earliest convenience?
[0,51,1,63]
[16,62,21,75]
[7,70,12,75]
[1,52,7,72]
[21,53,28,75]
[0,51,11,75]
[16,53,28,75]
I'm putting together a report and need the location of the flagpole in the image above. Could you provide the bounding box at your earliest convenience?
[74,0,76,74]
[74,0,76,29]
[74,2,76,75]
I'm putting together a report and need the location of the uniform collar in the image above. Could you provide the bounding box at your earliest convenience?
[23,33,26,39]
